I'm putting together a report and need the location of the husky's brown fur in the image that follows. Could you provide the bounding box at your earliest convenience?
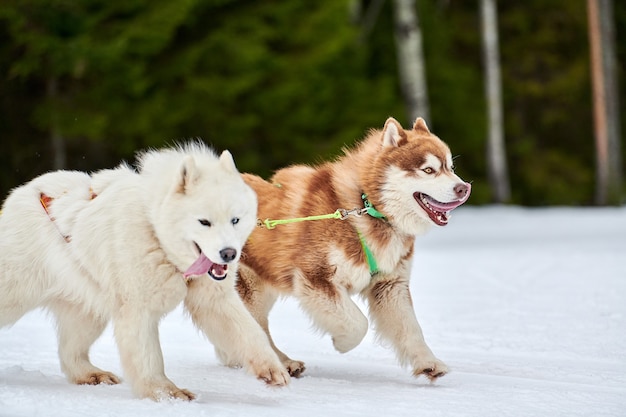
[232,117,470,380]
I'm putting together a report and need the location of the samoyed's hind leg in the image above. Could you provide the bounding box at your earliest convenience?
[0,297,38,328]
[0,273,45,328]
[48,300,120,385]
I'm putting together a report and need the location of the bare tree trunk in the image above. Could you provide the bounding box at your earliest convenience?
[392,0,430,124]
[47,77,66,170]
[587,0,622,205]
[480,0,510,203]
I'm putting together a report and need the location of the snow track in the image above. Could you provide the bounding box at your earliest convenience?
[1,206,625,416]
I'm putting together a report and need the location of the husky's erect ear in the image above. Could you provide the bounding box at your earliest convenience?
[177,155,200,194]
[382,117,407,148]
[219,150,238,174]
[413,117,431,134]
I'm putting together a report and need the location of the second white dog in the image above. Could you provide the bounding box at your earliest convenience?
[0,142,290,400]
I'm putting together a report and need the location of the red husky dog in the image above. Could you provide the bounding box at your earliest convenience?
[229,117,470,381]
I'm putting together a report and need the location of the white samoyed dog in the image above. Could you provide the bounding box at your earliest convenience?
[0,142,290,400]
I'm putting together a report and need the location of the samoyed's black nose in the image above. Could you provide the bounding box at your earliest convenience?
[220,248,237,263]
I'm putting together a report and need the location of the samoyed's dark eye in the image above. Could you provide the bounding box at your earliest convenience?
[231,217,240,225]
[198,219,211,227]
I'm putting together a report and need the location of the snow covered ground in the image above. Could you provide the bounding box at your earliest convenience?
[1,206,625,417]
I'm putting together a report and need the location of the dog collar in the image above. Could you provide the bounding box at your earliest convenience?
[361,193,386,220]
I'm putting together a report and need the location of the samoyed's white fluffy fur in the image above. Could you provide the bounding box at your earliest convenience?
[0,143,289,400]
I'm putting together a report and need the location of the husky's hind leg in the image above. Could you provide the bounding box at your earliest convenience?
[49,300,120,385]
[236,266,306,377]
[294,269,369,354]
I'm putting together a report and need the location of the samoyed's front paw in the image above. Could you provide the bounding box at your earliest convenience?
[139,381,196,402]
[283,359,306,378]
[73,370,121,385]
[412,357,449,381]
[249,358,290,387]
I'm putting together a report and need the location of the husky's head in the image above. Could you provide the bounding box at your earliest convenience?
[140,145,257,281]
[370,117,471,235]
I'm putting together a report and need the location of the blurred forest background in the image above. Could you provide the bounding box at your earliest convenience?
[0,0,624,205]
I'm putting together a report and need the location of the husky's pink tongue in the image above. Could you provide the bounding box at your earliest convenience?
[414,183,472,227]
[183,253,228,280]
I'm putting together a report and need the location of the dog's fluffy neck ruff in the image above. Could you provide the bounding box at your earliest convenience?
[329,133,425,275]
[332,130,432,237]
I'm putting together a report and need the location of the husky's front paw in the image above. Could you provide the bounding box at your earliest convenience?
[331,314,368,353]
[332,331,366,353]
[412,357,449,381]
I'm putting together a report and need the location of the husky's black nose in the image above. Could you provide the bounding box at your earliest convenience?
[219,247,237,263]
[455,183,470,199]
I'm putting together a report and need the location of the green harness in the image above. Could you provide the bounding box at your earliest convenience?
[258,193,386,276]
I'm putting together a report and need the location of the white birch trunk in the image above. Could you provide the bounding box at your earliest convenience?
[392,0,430,124]
[480,0,510,203]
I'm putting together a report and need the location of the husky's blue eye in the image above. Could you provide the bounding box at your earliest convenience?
[231,217,240,225]
[198,219,211,227]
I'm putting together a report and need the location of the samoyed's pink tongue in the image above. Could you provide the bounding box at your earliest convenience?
[183,253,213,278]
[183,253,228,280]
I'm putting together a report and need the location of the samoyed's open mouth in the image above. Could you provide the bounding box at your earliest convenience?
[183,244,228,281]
[414,191,470,226]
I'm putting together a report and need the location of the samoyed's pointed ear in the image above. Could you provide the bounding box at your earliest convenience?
[382,117,407,148]
[176,156,200,194]
[219,150,238,174]
[413,117,431,134]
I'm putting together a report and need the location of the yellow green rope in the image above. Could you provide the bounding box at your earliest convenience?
[259,210,344,230]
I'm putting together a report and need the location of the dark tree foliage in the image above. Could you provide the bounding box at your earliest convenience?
[0,0,624,205]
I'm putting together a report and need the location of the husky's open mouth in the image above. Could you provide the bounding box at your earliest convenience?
[183,244,228,281]
[414,192,467,226]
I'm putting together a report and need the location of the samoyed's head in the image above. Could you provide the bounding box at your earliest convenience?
[139,143,257,281]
